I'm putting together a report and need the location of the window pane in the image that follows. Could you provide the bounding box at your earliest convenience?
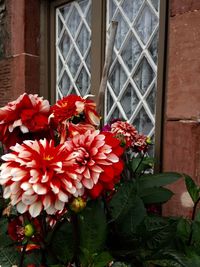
[56,0,91,99]
[106,0,160,141]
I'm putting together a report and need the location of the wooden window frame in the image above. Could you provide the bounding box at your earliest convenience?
[40,0,168,172]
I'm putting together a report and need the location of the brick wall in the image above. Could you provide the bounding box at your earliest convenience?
[163,0,200,216]
[0,0,40,107]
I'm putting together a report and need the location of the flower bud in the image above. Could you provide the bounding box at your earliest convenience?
[70,197,86,213]
[146,136,152,145]
[24,223,35,237]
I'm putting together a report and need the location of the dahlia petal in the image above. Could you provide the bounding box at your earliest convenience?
[51,183,60,194]
[23,188,34,195]
[8,124,14,132]
[67,186,76,194]
[106,153,119,163]
[29,201,43,217]
[20,125,29,133]
[29,175,39,184]
[95,152,107,159]
[55,199,65,210]
[22,193,38,205]
[20,182,31,190]
[2,153,17,161]
[91,171,100,184]
[3,186,11,199]
[90,147,98,156]
[0,166,12,178]
[43,195,52,209]
[83,168,91,179]
[10,182,21,194]
[17,202,28,214]
[11,191,21,205]
[82,179,94,189]
[46,205,57,215]
[87,110,100,126]
[13,119,22,128]
[41,173,49,183]
[58,191,68,202]
[90,165,103,173]
[33,184,47,195]
[18,151,32,158]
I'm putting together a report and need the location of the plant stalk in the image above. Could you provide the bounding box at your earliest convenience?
[188,196,200,245]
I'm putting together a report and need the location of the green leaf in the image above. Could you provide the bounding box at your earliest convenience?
[176,218,191,242]
[79,200,107,259]
[131,157,154,174]
[184,174,199,203]
[139,187,174,204]
[108,182,136,221]
[138,172,182,190]
[50,219,74,264]
[115,196,146,236]
[93,251,113,267]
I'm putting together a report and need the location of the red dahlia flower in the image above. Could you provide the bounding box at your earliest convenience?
[0,93,50,148]
[50,94,100,126]
[64,130,124,198]
[0,139,84,217]
[110,121,138,147]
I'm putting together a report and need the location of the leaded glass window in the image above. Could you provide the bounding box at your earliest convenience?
[56,0,91,99]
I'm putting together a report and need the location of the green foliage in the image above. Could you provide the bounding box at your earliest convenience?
[139,187,174,204]
[50,219,75,264]
[138,172,182,189]
[184,174,200,203]
[78,200,108,266]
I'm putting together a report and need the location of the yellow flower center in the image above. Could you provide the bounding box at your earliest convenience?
[44,155,54,161]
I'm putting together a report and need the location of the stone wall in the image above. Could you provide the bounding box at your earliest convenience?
[163,0,200,216]
[0,0,40,107]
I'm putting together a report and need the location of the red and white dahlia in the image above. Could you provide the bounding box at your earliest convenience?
[110,120,138,147]
[0,139,84,217]
[0,93,50,148]
[63,130,124,199]
[50,94,100,126]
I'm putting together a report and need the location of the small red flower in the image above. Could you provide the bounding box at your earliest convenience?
[110,121,138,147]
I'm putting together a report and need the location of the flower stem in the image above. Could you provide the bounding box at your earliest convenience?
[19,242,28,267]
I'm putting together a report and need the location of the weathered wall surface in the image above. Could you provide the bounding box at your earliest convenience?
[0,0,40,107]
[163,0,200,216]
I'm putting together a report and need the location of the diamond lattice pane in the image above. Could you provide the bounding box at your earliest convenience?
[56,0,91,99]
[133,107,153,135]
[67,7,81,38]
[148,30,159,64]
[121,0,143,23]
[121,33,142,71]
[109,60,127,96]
[133,57,155,95]
[120,84,139,119]
[135,3,158,44]
[146,84,156,116]
[76,67,90,96]
[58,30,72,60]
[112,12,129,50]
[151,0,159,11]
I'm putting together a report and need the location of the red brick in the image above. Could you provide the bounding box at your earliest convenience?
[25,55,40,94]
[10,0,25,55]
[162,121,200,216]
[24,0,40,55]
[166,10,200,120]
[170,0,200,17]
